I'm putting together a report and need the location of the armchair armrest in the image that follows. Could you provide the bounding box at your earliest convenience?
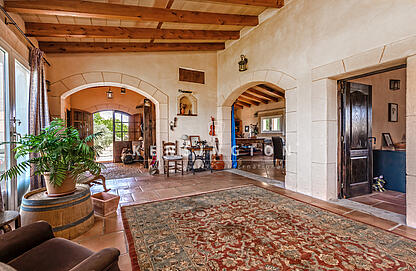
[0,221,54,263]
[70,248,120,271]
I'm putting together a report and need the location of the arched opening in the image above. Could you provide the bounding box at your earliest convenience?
[64,86,156,179]
[231,83,286,184]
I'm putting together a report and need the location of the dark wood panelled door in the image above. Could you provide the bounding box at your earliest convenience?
[341,82,373,198]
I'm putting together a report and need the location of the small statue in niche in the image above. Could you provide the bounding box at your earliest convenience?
[179,96,193,115]
[180,103,187,115]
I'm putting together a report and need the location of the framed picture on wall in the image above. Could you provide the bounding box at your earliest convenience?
[382,133,394,147]
[244,125,249,132]
[388,103,398,122]
[189,136,200,147]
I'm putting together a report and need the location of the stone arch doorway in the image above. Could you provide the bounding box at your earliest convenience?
[217,69,297,189]
[48,72,169,165]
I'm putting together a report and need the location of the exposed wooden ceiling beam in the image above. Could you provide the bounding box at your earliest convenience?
[236,100,251,107]
[257,84,285,98]
[233,103,244,109]
[203,0,284,8]
[26,22,240,41]
[238,96,261,106]
[38,42,225,53]
[246,88,280,102]
[5,1,258,26]
[240,92,268,104]
[238,97,259,106]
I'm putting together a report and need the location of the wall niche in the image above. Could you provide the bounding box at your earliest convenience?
[177,93,197,116]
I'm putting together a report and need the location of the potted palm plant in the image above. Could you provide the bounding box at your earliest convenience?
[0,119,104,197]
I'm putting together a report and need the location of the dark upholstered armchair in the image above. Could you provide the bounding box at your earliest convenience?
[0,221,120,271]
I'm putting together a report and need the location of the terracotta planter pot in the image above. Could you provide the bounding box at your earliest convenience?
[91,192,120,216]
[44,173,77,197]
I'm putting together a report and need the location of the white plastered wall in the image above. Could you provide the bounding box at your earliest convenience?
[217,0,416,209]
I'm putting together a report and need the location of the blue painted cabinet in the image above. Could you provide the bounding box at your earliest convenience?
[373,150,406,193]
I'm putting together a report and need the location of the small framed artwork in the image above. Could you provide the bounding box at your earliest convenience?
[189,136,200,147]
[382,133,394,147]
[244,125,249,132]
[388,103,398,122]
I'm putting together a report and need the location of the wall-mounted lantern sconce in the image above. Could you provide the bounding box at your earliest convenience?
[46,80,51,92]
[389,79,400,90]
[106,88,113,99]
[121,87,126,94]
[238,54,248,72]
[170,117,178,131]
[144,98,152,107]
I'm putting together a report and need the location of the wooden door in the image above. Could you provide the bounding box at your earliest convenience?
[341,82,373,198]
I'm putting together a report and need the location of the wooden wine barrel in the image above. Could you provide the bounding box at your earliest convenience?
[20,185,94,240]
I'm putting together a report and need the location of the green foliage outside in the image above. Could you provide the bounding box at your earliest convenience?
[93,113,129,145]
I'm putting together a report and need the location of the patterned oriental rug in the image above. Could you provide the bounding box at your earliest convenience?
[121,186,416,270]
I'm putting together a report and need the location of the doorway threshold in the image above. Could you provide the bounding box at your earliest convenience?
[329,198,406,226]
[227,169,285,188]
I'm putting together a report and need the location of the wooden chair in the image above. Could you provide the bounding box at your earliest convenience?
[272,136,285,174]
[162,141,184,177]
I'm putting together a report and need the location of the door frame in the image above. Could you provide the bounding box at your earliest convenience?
[337,64,407,199]
[0,38,30,210]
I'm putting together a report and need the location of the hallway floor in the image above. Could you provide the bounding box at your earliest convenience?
[237,153,285,181]
[350,190,406,215]
[75,171,416,271]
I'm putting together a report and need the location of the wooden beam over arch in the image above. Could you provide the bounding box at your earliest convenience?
[25,22,240,41]
[5,0,259,26]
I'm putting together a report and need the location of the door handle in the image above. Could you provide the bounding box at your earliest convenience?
[368,137,376,145]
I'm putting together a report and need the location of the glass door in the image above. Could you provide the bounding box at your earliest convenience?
[0,47,10,210]
[14,60,30,206]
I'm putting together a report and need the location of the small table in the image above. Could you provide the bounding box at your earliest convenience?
[0,210,21,233]
[236,138,265,156]
[187,146,213,174]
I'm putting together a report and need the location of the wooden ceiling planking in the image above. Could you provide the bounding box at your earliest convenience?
[240,92,269,104]
[236,100,251,107]
[256,84,285,98]
[10,0,285,53]
[246,88,280,102]
[233,103,244,109]
[198,0,284,8]
[25,22,240,40]
[38,41,225,53]
[237,97,259,106]
[5,1,259,26]
[235,101,248,108]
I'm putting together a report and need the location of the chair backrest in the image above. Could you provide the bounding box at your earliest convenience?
[272,136,284,159]
[163,141,178,156]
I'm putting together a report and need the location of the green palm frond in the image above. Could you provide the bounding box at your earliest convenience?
[0,119,104,187]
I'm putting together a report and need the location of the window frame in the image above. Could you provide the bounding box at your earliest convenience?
[113,111,130,142]
[260,115,283,134]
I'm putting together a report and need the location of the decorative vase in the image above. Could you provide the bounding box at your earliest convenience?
[44,173,77,197]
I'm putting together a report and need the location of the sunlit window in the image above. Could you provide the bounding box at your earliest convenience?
[261,115,283,133]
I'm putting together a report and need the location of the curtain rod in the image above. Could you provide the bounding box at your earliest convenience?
[0,5,51,67]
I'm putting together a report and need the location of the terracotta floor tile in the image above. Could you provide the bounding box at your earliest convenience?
[155,187,183,199]
[350,196,383,206]
[118,253,132,271]
[72,215,104,242]
[120,193,134,203]
[344,211,398,230]
[373,202,406,215]
[371,193,406,205]
[78,231,127,254]
[104,213,124,234]
[391,225,416,241]
[131,190,160,202]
